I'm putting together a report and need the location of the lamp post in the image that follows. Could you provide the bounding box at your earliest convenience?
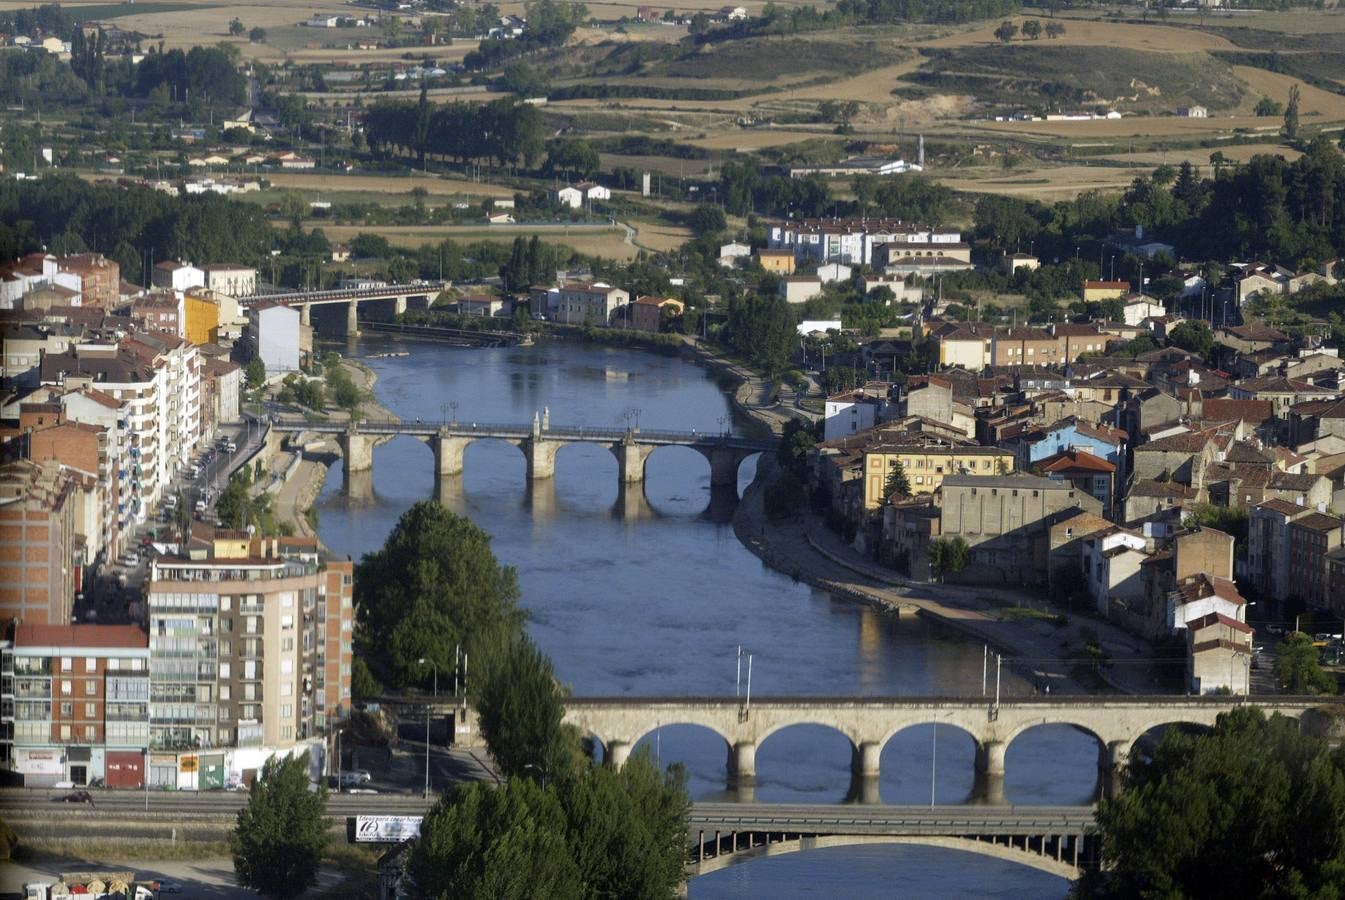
[417,657,438,799]
[718,415,731,437]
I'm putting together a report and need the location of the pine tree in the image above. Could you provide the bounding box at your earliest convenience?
[1283,83,1301,141]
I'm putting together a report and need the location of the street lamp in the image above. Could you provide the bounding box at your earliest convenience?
[718,415,731,436]
[417,657,438,799]
[449,401,458,425]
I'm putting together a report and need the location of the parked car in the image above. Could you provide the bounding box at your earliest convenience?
[53,790,95,805]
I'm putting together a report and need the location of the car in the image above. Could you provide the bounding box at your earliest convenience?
[154,881,184,894]
[53,789,95,805]
[346,787,378,794]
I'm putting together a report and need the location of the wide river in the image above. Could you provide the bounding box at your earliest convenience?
[315,337,1088,897]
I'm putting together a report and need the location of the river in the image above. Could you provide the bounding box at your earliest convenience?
[314,337,1083,897]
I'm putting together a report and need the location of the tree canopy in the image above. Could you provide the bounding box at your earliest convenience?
[1275,632,1338,695]
[1076,708,1345,899]
[230,752,329,899]
[355,501,525,688]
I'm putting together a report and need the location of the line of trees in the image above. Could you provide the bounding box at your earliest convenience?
[364,93,545,169]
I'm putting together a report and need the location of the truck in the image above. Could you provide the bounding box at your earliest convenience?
[24,872,157,899]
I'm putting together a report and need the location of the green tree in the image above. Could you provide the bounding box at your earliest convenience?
[228,17,245,35]
[1275,632,1337,694]
[245,357,266,388]
[249,26,266,42]
[689,202,727,236]
[355,502,524,688]
[776,418,815,477]
[1167,319,1214,356]
[883,461,911,500]
[1076,708,1345,899]
[1021,18,1041,39]
[474,635,573,780]
[1045,21,1064,38]
[1255,96,1283,117]
[351,655,382,702]
[928,536,969,580]
[1284,83,1301,141]
[230,752,328,899]
[408,777,582,898]
[993,20,1017,43]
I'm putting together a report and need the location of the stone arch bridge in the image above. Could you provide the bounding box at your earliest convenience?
[275,418,773,494]
[565,695,1332,802]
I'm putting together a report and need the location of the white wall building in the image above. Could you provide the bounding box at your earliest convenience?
[152,260,206,294]
[204,264,257,298]
[250,302,301,374]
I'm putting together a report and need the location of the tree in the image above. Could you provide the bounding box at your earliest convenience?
[688,11,710,33]
[351,655,382,702]
[474,635,572,780]
[249,26,266,43]
[1167,319,1214,356]
[689,202,727,236]
[230,752,328,899]
[409,777,582,898]
[1076,708,1345,899]
[883,461,911,500]
[928,536,969,580]
[229,17,245,36]
[776,418,815,477]
[1255,96,1283,117]
[1284,83,1301,141]
[993,20,1017,43]
[1275,632,1337,694]
[355,502,524,688]
[1021,18,1041,39]
[245,357,266,388]
[1045,21,1064,38]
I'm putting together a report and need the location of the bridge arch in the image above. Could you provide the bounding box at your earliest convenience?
[690,834,1082,882]
[1003,722,1108,806]
[459,436,526,474]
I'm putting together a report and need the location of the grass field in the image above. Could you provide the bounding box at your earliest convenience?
[301,222,646,261]
[263,172,518,198]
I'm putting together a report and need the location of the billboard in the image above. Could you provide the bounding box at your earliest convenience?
[348,815,423,844]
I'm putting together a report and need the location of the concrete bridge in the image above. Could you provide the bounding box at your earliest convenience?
[564,695,1331,803]
[686,803,1098,879]
[275,416,774,495]
[244,281,448,335]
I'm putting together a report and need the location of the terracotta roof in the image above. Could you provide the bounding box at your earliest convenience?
[15,624,148,649]
[1269,472,1323,492]
[1083,280,1130,290]
[1201,399,1273,425]
[1137,428,1217,453]
[1221,323,1287,342]
[1036,449,1117,474]
[1256,498,1308,516]
[1173,572,1245,606]
[1291,397,1345,419]
[1224,442,1274,466]
[1291,513,1344,533]
[1127,479,1197,499]
[1234,376,1325,394]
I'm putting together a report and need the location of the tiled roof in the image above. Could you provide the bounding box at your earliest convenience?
[1269,472,1323,491]
[1256,498,1308,516]
[1201,399,1273,424]
[1127,479,1197,499]
[1136,428,1217,453]
[1291,513,1344,533]
[1036,449,1117,474]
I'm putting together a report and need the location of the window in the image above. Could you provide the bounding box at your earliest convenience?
[280,659,293,675]
[281,615,294,630]
[244,661,256,680]
[221,595,232,611]
[60,725,72,740]
[220,685,230,701]
[85,681,96,696]
[219,662,231,679]
[85,703,96,718]
[61,702,72,717]
[61,680,72,695]
[85,725,96,740]
[245,617,258,634]
[282,681,292,697]
[61,657,72,672]
[85,658,96,673]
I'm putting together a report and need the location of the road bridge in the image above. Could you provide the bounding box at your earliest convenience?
[275,416,774,496]
[244,281,449,335]
[564,695,1332,802]
[686,803,1097,879]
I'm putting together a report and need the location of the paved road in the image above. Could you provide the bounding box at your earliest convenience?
[0,856,348,899]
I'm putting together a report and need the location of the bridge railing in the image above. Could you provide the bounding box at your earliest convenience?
[272,420,776,449]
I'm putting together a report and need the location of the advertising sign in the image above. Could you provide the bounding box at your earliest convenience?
[348,815,423,843]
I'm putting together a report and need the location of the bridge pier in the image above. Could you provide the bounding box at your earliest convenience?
[615,439,653,485]
[607,740,632,770]
[616,481,652,522]
[971,769,1007,806]
[729,741,757,786]
[1100,740,1130,800]
[394,296,407,317]
[433,433,471,478]
[975,740,1006,778]
[300,303,312,327]
[344,467,374,501]
[706,445,753,489]
[338,428,377,475]
[524,438,563,481]
[434,473,464,508]
[846,772,882,805]
[346,299,361,336]
[852,740,882,779]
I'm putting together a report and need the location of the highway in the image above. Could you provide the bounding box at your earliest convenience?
[0,786,433,818]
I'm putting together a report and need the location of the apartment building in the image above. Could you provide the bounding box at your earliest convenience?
[1,624,150,786]
[0,459,80,627]
[27,419,124,564]
[203,264,257,299]
[1288,512,1345,609]
[768,218,961,266]
[1248,499,1313,603]
[544,282,630,326]
[861,442,1014,510]
[146,527,353,752]
[151,260,206,294]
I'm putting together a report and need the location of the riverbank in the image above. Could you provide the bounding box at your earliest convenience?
[732,458,1167,696]
[269,357,398,546]
[680,339,816,437]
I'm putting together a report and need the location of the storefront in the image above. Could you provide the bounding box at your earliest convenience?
[66,746,92,785]
[200,753,226,790]
[149,753,177,788]
[15,748,64,788]
[105,750,145,789]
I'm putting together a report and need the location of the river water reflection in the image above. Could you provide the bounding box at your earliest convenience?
[314,338,1082,896]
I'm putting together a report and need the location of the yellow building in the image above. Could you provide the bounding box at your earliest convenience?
[183,290,221,346]
[1082,280,1130,302]
[756,249,796,275]
[863,444,1014,510]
